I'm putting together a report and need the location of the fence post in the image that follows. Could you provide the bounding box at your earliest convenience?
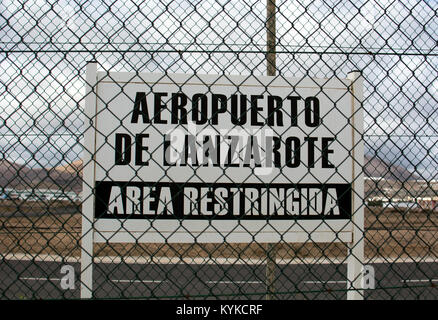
[346,70,365,300]
[265,0,277,300]
[80,62,97,299]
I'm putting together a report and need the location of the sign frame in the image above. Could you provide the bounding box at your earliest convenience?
[80,62,364,299]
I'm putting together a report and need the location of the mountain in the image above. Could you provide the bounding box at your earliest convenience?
[49,160,83,192]
[62,156,417,181]
[0,154,418,193]
[0,159,50,189]
[364,154,418,181]
[0,159,82,192]
[54,159,83,174]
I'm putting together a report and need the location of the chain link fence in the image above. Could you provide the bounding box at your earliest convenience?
[0,0,437,300]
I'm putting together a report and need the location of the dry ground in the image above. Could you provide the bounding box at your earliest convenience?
[1,200,438,260]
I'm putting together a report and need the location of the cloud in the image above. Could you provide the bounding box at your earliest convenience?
[0,0,436,181]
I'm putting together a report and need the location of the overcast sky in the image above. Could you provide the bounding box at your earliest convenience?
[0,0,437,178]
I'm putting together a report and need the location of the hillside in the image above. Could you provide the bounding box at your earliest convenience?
[54,159,83,174]
[0,159,82,192]
[0,159,50,189]
[0,154,418,193]
[364,154,418,181]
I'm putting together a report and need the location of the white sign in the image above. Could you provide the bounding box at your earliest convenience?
[80,63,364,299]
[80,63,365,299]
[82,69,363,244]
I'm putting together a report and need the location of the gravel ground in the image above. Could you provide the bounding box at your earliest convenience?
[0,201,437,260]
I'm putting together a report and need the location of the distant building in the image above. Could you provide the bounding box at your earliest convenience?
[416,197,438,211]
[1,188,81,202]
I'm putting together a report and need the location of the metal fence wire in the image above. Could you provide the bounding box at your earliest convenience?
[0,0,437,300]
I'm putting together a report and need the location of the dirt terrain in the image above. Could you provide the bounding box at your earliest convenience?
[0,200,437,261]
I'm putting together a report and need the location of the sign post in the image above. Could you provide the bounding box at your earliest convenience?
[346,70,365,300]
[80,64,364,299]
[81,61,97,299]
[266,0,277,300]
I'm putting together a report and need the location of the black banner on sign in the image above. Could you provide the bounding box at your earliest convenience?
[95,182,351,220]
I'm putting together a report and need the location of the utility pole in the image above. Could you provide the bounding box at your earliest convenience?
[265,0,277,301]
